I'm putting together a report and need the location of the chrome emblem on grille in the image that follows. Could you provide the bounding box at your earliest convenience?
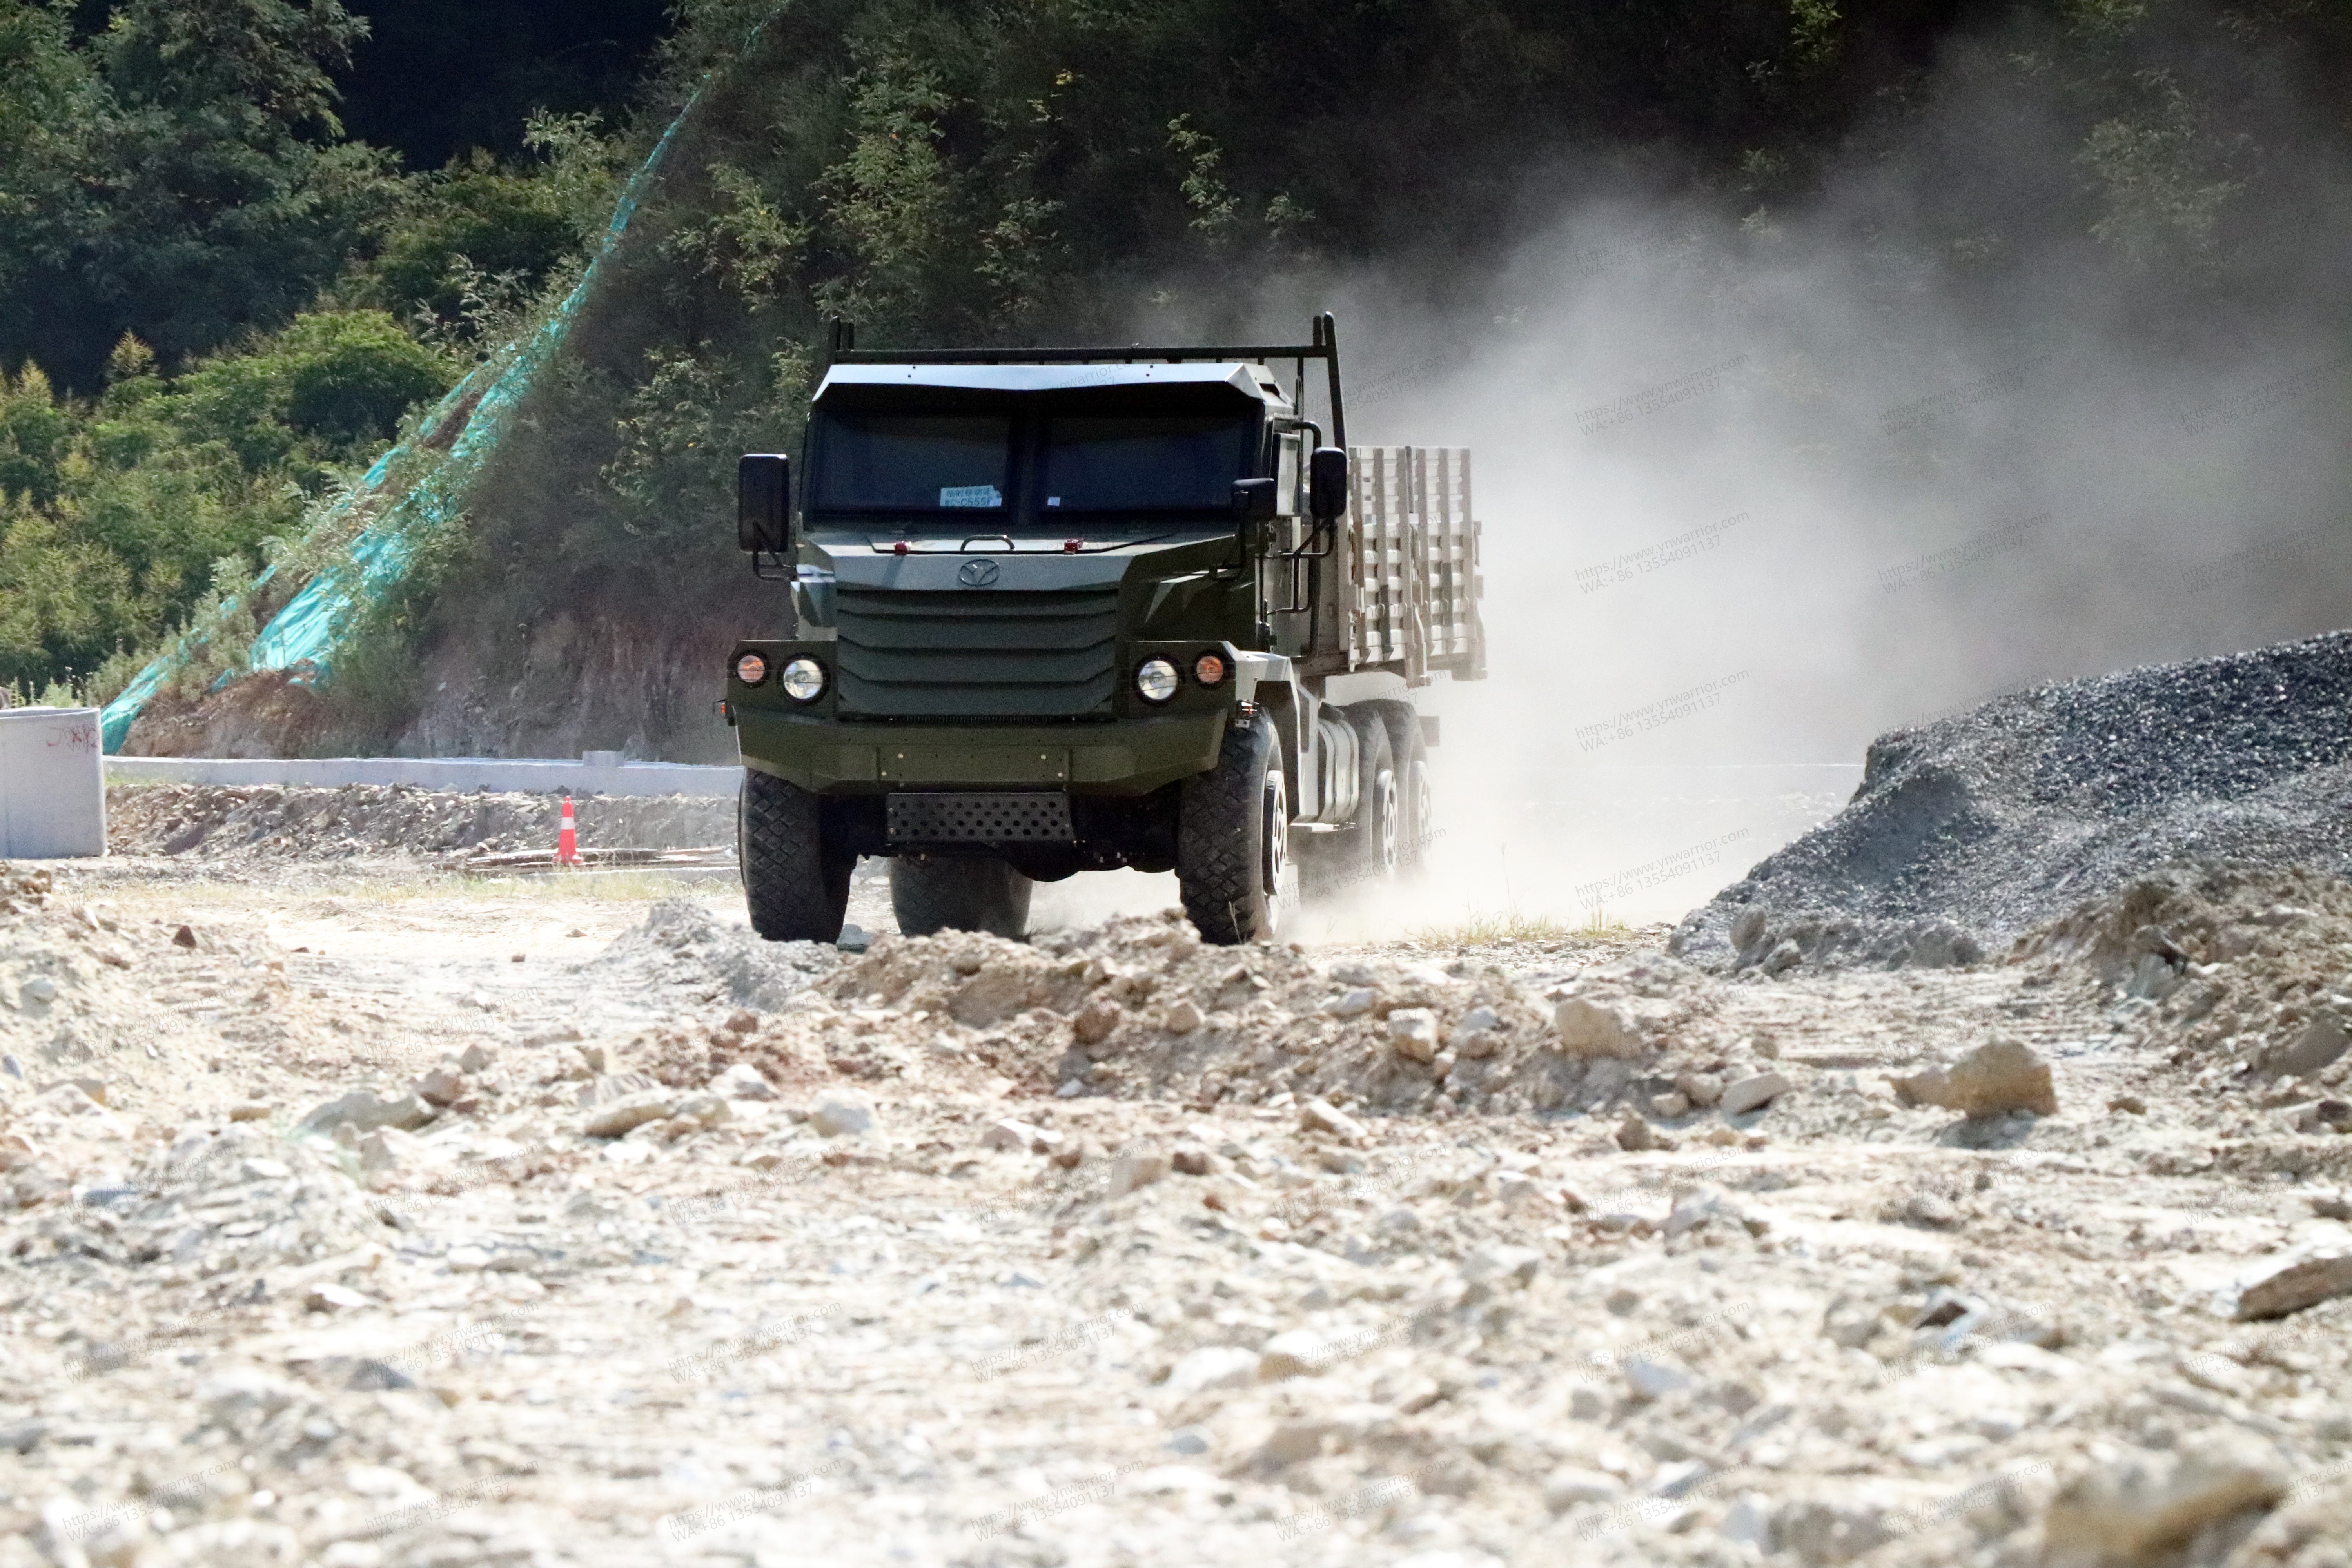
[958,558,1000,587]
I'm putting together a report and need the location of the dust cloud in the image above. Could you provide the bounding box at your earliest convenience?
[1239,14,2352,929]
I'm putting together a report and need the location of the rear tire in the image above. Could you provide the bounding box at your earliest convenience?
[741,769,852,942]
[890,855,1033,939]
[1342,706,1399,884]
[1363,699,1432,872]
[1177,712,1292,945]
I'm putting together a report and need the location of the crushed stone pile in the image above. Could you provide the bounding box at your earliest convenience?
[105,783,736,862]
[1673,631,2352,973]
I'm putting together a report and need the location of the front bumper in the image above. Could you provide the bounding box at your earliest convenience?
[735,706,1228,795]
[728,636,1264,795]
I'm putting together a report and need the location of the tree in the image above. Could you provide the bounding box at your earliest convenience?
[0,0,401,390]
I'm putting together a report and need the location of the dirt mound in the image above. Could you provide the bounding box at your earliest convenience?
[2019,861,2352,1100]
[1672,631,2352,972]
[106,783,735,861]
[603,908,1784,1134]
[588,894,838,1013]
[34,1119,383,1287]
[0,862,240,1121]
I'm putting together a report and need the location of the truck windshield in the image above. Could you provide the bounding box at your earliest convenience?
[809,414,1011,511]
[1038,414,1252,512]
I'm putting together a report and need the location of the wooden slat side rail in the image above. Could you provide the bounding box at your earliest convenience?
[1334,445,1486,683]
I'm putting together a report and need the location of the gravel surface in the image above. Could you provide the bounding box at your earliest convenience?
[1672,632,2352,971]
[5,855,2352,1568]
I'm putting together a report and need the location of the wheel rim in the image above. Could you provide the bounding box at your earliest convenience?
[1264,769,1290,928]
[1375,769,1400,873]
[1410,760,1433,862]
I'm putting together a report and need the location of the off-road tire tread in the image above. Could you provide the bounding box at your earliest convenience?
[890,857,1032,939]
[1178,714,1276,946]
[741,769,849,942]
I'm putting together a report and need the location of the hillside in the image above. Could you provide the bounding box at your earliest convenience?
[8,0,2350,757]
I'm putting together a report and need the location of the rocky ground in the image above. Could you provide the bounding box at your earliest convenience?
[4,841,2351,1568]
[103,784,735,865]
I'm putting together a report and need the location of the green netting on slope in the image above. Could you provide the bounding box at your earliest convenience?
[99,55,735,755]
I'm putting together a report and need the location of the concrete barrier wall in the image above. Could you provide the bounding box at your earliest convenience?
[105,751,740,798]
[2,707,110,857]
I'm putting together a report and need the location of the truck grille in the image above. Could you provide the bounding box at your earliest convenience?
[886,791,1074,844]
[834,586,1119,718]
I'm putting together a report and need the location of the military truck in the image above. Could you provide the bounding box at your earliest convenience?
[722,313,1484,946]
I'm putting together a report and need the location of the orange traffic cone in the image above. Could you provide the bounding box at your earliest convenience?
[555,795,583,866]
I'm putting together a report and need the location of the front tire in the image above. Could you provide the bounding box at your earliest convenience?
[890,855,1033,940]
[1177,712,1292,945]
[740,769,852,942]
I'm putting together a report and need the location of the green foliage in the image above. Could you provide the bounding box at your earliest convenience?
[0,0,400,389]
[0,0,617,702]
[358,113,626,344]
[12,0,2352,750]
[275,311,452,444]
[2078,81,2243,269]
[0,312,456,696]
[363,156,581,331]
[1788,0,1841,73]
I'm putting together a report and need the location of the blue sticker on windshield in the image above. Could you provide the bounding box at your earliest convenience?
[939,485,1002,508]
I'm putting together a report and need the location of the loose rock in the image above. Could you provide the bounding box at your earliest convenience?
[1107,1151,1171,1200]
[2043,1428,2288,1565]
[297,1089,436,1136]
[1388,1007,1439,1062]
[1721,1071,1793,1116]
[1892,1038,2056,1118]
[810,1098,874,1138]
[1555,996,1642,1058]
[710,1062,777,1101]
[2229,1248,2352,1321]
[1299,1098,1367,1141]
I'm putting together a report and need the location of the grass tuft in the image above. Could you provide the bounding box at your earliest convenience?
[1407,906,1635,946]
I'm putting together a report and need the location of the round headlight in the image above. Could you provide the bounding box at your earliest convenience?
[780,657,826,702]
[1193,652,1227,686]
[733,652,768,686]
[1135,657,1180,704]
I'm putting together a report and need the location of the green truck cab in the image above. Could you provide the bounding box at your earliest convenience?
[724,314,1484,946]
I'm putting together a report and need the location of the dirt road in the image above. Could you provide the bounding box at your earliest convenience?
[4,856,2350,1568]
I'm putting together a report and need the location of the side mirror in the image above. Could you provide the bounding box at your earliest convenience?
[1308,446,1349,521]
[738,454,790,554]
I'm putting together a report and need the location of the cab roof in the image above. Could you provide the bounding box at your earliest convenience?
[813,360,1291,408]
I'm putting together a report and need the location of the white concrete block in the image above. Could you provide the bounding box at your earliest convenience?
[0,707,107,857]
